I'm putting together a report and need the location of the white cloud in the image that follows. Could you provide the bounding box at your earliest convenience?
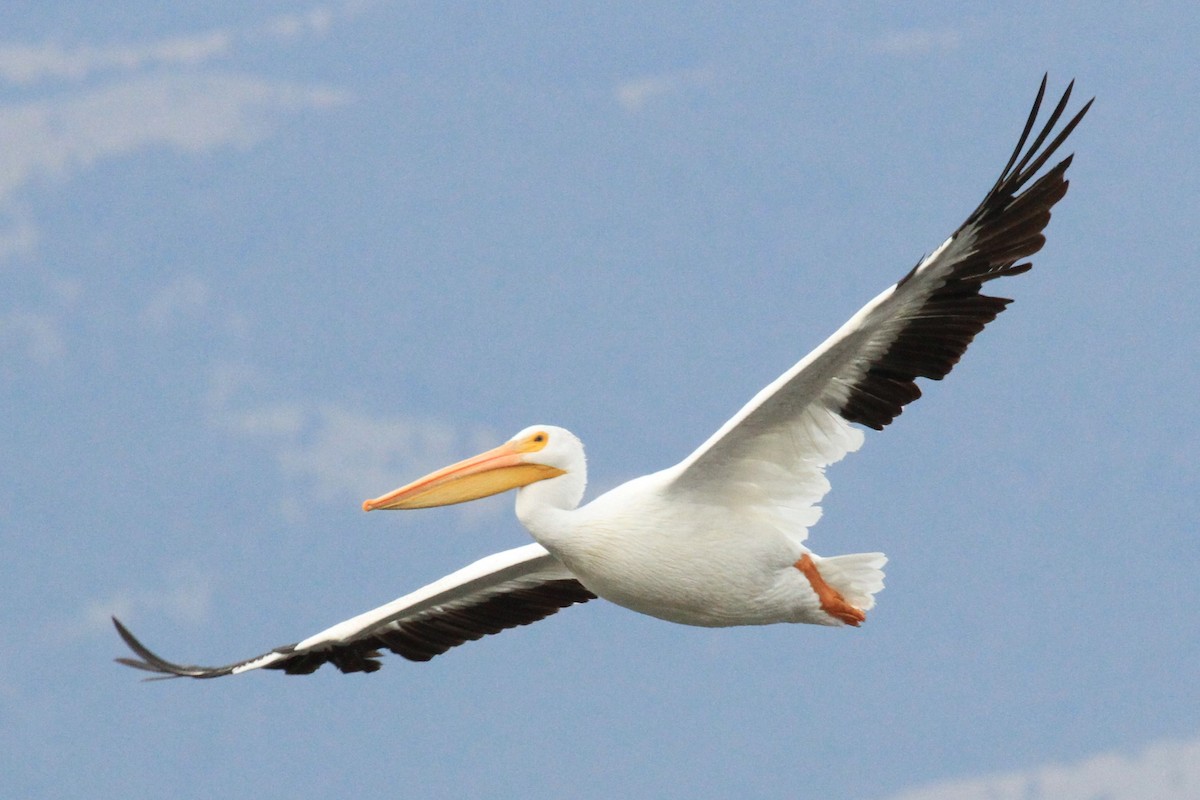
[0,9,353,264]
[0,12,354,377]
[0,276,79,368]
[278,405,465,504]
[883,735,1200,800]
[0,32,233,87]
[205,363,501,519]
[65,571,213,641]
[266,7,338,41]
[872,27,963,56]
[0,206,36,260]
[0,3,364,87]
[0,72,347,207]
[615,67,714,112]
[139,274,211,331]
[0,309,65,365]
[0,71,347,361]
[205,362,306,436]
[0,69,347,363]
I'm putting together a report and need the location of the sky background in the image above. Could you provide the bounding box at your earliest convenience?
[3,3,1198,799]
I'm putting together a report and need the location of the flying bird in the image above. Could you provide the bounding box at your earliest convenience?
[114,77,1091,679]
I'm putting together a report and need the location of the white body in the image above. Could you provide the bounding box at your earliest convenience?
[517,453,881,628]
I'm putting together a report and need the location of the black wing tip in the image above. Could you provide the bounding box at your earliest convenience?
[112,578,597,678]
[961,76,1090,251]
[112,616,186,680]
[111,615,234,680]
[841,77,1090,433]
[1017,77,1091,170]
[111,615,152,663]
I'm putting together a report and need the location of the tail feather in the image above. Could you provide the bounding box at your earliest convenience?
[817,552,887,611]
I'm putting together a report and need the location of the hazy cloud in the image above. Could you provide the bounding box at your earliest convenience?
[0,73,346,206]
[615,67,714,112]
[883,735,1200,800]
[0,71,345,365]
[0,2,363,87]
[0,11,354,377]
[139,274,212,331]
[0,32,233,86]
[205,362,306,437]
[0,205,36,260]
[266,7,338,40]
[67,571,213,640]
[0,276,80,368]
[205,362,500,519]
[278,405,465,504]
[0,67,346,364]
[0,309,65,365]
[0,9,352,264]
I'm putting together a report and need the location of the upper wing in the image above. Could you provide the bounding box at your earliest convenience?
[663,77,1092,536]
[113,543,595,679]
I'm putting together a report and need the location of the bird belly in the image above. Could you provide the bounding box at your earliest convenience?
[544,502,829,628]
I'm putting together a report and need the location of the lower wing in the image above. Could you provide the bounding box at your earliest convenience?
[113,543,596,679]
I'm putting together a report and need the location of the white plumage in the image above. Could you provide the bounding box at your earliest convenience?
[114,77,1090,679]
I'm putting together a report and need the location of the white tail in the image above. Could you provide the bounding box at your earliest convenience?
[817,552,887,611]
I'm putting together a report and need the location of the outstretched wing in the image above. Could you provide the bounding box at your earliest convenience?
[665,77,1091,538]
[114,543,595,679]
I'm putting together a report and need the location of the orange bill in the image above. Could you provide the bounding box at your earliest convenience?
[363,441,564,511]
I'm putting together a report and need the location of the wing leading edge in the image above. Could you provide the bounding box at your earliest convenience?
[667,77,1091,523]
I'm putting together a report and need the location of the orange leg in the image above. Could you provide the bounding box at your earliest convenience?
[795,554,866,626]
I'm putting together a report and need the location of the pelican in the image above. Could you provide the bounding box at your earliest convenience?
[114,77,1091,678]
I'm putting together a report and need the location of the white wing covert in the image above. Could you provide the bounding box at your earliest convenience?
[113,543,594,678]
[665,77,1091,541]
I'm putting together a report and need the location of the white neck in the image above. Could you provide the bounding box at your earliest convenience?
[514,469,586,550]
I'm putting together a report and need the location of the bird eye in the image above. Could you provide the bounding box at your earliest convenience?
[515,431,550,453]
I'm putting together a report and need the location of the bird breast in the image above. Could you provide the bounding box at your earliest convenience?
[536,474,809,627]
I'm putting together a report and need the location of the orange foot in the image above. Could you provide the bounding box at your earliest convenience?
[795,554,867,626]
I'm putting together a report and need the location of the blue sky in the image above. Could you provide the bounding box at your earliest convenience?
[3,4,1198,799]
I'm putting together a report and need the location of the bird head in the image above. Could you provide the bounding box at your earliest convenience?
[362,425,584,511]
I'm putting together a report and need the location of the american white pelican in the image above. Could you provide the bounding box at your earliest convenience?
[114,77,1090,678]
